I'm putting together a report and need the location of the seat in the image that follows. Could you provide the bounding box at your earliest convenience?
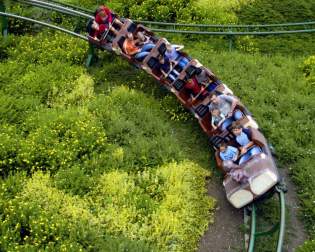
[141,38,168,78]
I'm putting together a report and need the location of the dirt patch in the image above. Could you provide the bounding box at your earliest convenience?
[279,168,308,251]
[198,176,244,252]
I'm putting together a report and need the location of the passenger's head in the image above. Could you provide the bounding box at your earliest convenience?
[219,142,228,152]
[209,92,218,103]
[166,43,173,52]
[98,10,108,21]
[91,21,100,31]
[137,31,145,41]
[126,32,134,40]
[158,54,165,63]
[211,108,220,116]
[231,122,242,136]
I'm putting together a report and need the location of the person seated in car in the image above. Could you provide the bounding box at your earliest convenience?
[195,68,220,92]
[210,107,225,130]
[94,5,123,28]
[89,6,123,40]
[165,43,189,71]
[231,123,262,164]
[184,76,208,100]
[219,142,239,162]
[158,54,180,81]
[136,31,151,46]
[122,32,155,60]
[208,92,243,130]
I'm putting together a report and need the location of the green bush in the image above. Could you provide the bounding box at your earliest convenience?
[7,32,87,65]
[88,86,183,172]
[89,161,214,251]
[0,124,22,177]
[114,0,204,22]
[16,107,107,174]
[297,239,315,252]
[0,172,155,251]
[1,60,94,108]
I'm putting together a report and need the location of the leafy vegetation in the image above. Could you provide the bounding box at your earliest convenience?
[0,32,215,251]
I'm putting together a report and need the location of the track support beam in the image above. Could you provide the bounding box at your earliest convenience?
[0,1,8,37]
[244,183,287,252]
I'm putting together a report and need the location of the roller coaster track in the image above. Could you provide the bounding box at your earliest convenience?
[0,1,289,251]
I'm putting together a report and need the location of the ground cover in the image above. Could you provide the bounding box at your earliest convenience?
[0,32,215,251]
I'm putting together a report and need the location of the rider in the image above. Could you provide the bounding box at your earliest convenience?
[88,5,122,40]
[122,32,155,60]
[231,122,262,164]
[208,93,243,130]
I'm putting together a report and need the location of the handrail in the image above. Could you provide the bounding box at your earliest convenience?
[17,0,315,36]
[148,28,315,36]
[19,0,84,17]
[20,0,93,19]
[46,0,92,14]
[33,0,315,29]
[138,20,315,28]
[0,11,88,40]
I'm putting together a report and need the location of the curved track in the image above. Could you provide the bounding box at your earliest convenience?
[0,1,289,251]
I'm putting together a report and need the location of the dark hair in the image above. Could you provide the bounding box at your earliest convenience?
[209,92,217,98]
[219,142,227,148]
[231,122,242,130]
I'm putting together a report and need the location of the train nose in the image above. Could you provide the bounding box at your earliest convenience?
[249,171,278,196]
[228,189,254,208]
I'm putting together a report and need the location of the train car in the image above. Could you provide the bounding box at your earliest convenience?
[87,11,280,209]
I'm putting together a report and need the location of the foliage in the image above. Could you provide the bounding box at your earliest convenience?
[0,31,214,251]
[235,0,315,24]
[297,239,315,252]
[7,32,87,65]
[0,172,156,251]
[88,161,214,251]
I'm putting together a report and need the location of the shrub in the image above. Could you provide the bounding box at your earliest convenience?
[4,61,93,108]
[17,107,107,174]
[0,124,22,177]
[88,86,183,172]
[89,161,214,252]
[0,172,155,251]
[297,239,315,252]
[7,32,87,65]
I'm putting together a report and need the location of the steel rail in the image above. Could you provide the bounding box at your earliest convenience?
[16,0,315,36]
[19,0,93,19]
[245,186,286,252]
[276,187,286,252]
[26,0,315,30]
[46,0,92,14]
[0,11,88,40]
[19,0,83,17]
[148,28,315,35]
[139,20,315,28]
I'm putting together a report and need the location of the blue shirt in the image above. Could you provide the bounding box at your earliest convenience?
[165,46,180,61]
[236,131,251,147]
[160,57,171,73]
[220,146,239,161]
[208,95,235,116]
